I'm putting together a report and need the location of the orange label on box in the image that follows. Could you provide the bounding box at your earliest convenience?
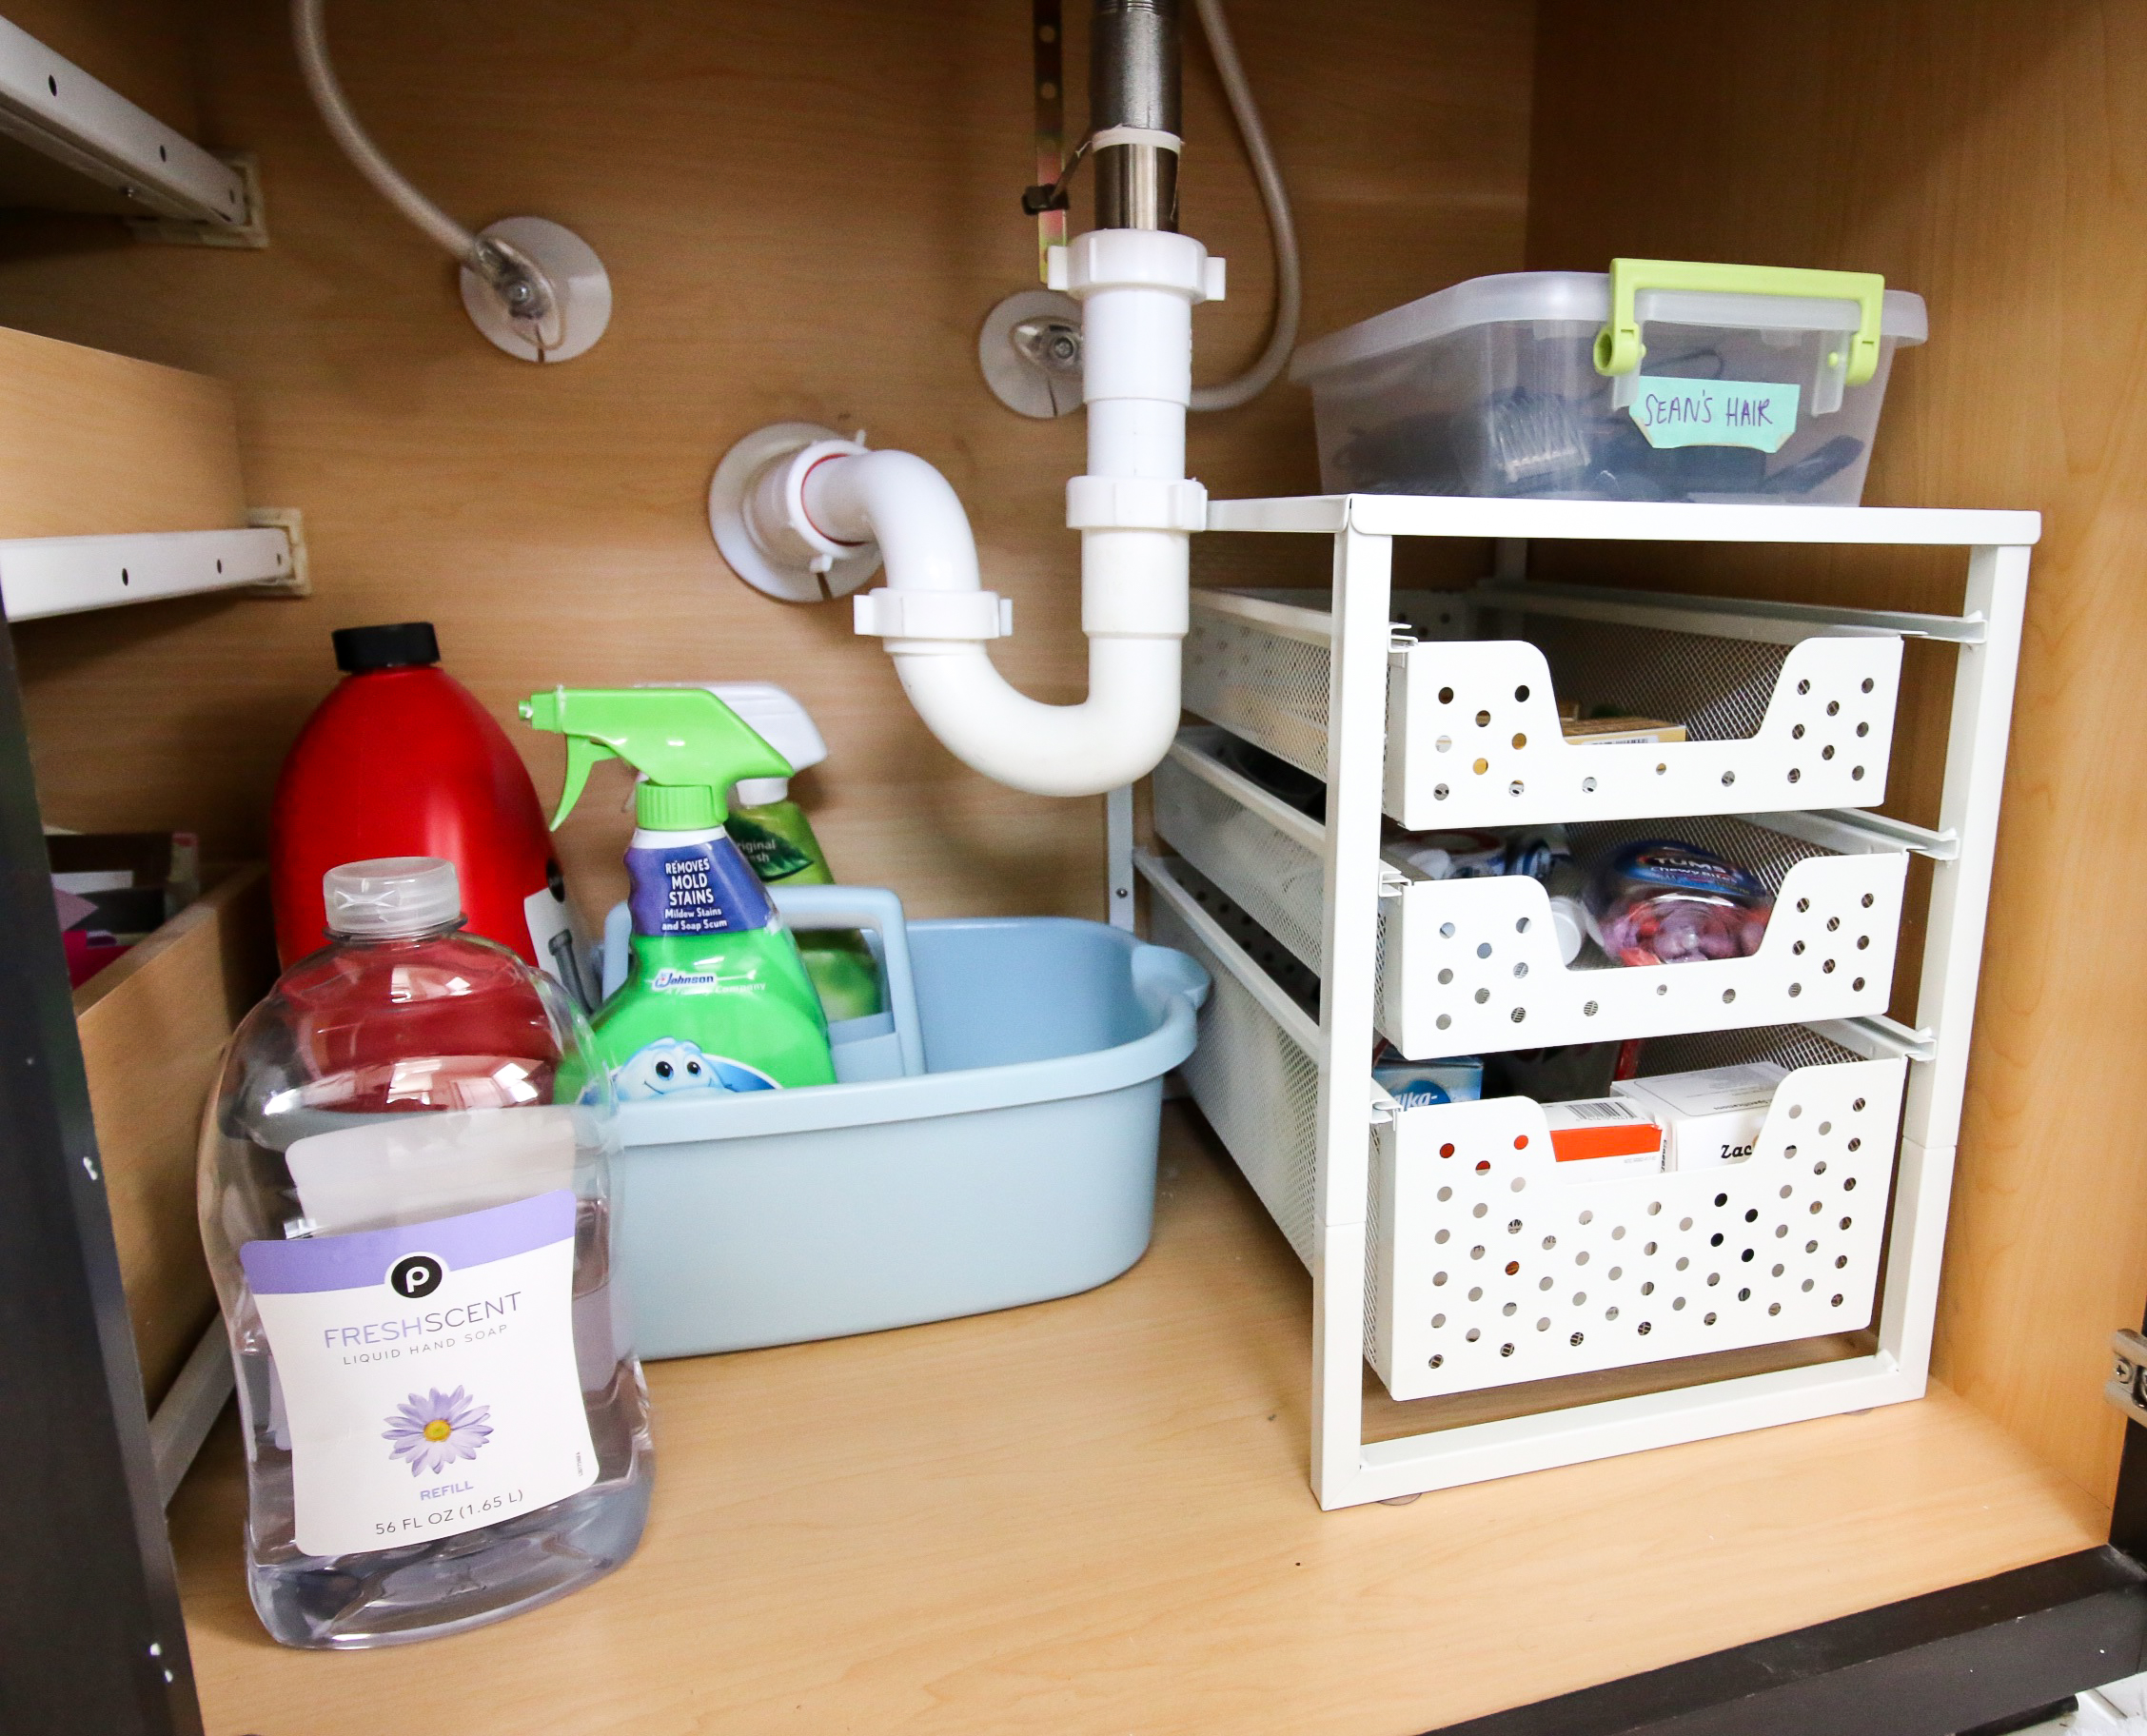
[1544,1099,1664,1164]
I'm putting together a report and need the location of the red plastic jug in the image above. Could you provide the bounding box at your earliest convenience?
[269,622,567,973]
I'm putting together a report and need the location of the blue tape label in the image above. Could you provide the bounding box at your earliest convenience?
[1630,378,1801,453]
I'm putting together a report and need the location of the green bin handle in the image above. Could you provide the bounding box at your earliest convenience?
[1593,259,1887,387]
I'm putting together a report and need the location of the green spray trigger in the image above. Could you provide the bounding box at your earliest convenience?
[518,685,794,833]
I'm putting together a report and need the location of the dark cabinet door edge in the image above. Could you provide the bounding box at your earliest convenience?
[0,616,203,1736]
[1426,1546,2147,1736]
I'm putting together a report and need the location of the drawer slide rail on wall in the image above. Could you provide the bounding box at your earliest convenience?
[1139,490,2038,1513]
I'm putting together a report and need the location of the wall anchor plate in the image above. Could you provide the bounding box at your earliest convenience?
[979,288,1083,418]
[460,216,611,364]
[708,422,883,603]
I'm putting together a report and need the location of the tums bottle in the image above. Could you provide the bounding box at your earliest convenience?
[198,857,651,1648]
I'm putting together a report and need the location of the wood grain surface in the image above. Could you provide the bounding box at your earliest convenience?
[0,323,245,538]
[169,1107,2107,1736]
[1526,0,2147,1509]
[0,0,1531,938]
[74,864,277,1404]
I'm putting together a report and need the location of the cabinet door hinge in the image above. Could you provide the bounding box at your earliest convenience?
[2105,1330,2147,1426]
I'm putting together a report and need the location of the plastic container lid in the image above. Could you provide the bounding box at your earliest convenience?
[323,857,463,937]
[1290,270,1929,383]
[332,621,441,674]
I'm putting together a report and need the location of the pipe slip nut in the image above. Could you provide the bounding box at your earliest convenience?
[1048,228,1223,302]
[1066,475,1208,532]
[854,588,1013,641]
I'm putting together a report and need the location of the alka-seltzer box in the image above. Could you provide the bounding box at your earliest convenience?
[1543,1097,1664,1182]
[1612,1063,1788,1173]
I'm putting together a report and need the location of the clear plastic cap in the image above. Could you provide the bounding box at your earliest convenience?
[323,857,463,938]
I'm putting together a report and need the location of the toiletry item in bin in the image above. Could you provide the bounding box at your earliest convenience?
[1373,1053,1483,1109]
[1544,1097,1664,1179]
[198,857,651,1648]
[1561,716,1688,746]
[48,829,202,986]
[1388,826,1569,884]
[1389,830,1584,960]
[271,623,586,999]
[703,682,882,1024]
[1613,1062,1786,1172]
[1585,840,1771,966]
[521,686,837,1097]
[1544,860,1589,966]
[1389,829,1507,880]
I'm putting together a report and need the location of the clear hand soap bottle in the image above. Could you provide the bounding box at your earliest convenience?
[198,857,652,1648]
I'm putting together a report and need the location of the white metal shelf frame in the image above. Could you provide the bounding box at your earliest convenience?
[0,14,249,227]
[0,526,298,621]
[1168,492,2036,1509]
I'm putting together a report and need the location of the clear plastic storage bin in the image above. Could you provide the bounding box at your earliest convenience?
[1290,261,1927,505]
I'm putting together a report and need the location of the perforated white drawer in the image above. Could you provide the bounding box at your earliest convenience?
[1369,1048,1905,1402]
[1182,586,1905,830]
[1152,732,1910,1059]
[1376,825,1907,1056]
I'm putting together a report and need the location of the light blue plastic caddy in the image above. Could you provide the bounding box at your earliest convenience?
[606,889,1209,1359]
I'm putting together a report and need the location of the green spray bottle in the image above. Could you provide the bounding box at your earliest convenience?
[520,686,836,1099]
[706,682,882,1024]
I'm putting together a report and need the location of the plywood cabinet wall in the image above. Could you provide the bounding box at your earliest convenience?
[0,0,1533,933]
[1526,0,2147,1505]
[11,0,2143,1531]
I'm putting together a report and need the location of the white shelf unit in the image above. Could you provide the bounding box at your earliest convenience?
[1134,492,2036,1509]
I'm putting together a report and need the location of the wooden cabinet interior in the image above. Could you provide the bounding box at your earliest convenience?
[1525,0,2147,1511]
[71,866,275,1406]
[0,0,1531,925]
[3,0,2142,1724]
[173,1111,2109,1736]
[0,326,246,537]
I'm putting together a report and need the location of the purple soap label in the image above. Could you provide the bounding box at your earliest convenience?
[240,1188,596,1558]
[625,836,774,936]
[242,1189,574,1296]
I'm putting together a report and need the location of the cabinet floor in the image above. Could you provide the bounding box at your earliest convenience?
[170,1105,2106,1735]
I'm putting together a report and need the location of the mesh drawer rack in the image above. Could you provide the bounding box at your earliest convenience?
[1135,492,2035,1507]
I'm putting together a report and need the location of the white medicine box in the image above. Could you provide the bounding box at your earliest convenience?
[1613,1062,1787,1173]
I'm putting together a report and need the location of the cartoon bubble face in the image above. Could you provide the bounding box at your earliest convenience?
[612,1036,780,1099]
[613,1036,714,1099]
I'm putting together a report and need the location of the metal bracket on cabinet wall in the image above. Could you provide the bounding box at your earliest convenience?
[245,507,309,597]
[2106,1331,2147,1429]
[129,152,269,249]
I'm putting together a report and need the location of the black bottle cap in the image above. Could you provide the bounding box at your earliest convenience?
[332,622,441,674]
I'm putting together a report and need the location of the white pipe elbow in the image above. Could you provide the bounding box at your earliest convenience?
[723,231,1220,800]
[802,448,1189,799]
[891,639,1184,798]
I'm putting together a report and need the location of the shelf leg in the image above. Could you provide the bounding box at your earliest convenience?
[1310,523,1392,1505]
[1886,541,2026,1392]
[1903,543,2028,1156]
[1106,783,1135,931]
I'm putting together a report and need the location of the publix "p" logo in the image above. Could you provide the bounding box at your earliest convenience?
[387,1253,444,1299]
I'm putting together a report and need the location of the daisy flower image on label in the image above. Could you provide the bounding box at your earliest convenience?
[382,1386,495,1477]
